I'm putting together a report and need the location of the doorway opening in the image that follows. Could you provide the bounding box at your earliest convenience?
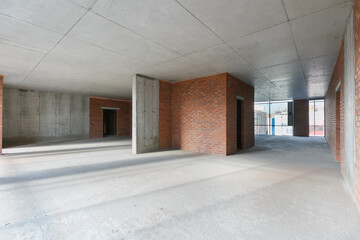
[103,109,117,136]
[237,99,242,149]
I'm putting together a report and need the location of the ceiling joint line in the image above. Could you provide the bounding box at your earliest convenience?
[64,0,90,10]
[54,36,151,67]
[281,0,309,92]
[89,11,183,56]
[0,12,64,35]
[173,0,226,43]
[0,38,47,54]
[290,1,353,22]
[225,20,289,43]
[174,0,293,99]
[17,1,98,87]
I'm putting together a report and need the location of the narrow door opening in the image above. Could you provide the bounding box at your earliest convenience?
[103,109,117,136]
[237,99,242,149]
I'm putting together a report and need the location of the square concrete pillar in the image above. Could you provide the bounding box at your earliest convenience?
[344,10,356,197]
[132,74,159,154]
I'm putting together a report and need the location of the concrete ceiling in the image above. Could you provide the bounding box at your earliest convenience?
[0,0,354,101]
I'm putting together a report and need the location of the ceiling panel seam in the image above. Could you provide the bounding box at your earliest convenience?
[0,12,64,35]
[173,0,281,90]
[173,0,226,44]
[17,3,99,88]
[0,39,48,54]
[51,36,156,67]
[65,0,93,10]
[281,0,308,91]
[133,56,190,74]
[286,0,353,21]
[89,11,183,56]
[220,1,351,44]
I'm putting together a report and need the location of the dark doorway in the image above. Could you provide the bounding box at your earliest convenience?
[103,109,117,136]
[237,99,242,149]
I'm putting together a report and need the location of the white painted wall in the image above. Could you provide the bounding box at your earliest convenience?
[132,74,159,154]
[3,87,89,145]
[343,10,356,197]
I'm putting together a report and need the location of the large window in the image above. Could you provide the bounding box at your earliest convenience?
[309,99,324,136]
[254,103,269,135]
[254,101,293,136]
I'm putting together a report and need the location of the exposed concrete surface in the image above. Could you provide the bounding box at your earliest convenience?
[132,74,159,154]
[0,1,353,101]
[344,10,356,197]
[3,88,89,147]
[0,135,359,239]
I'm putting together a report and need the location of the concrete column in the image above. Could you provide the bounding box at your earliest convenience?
[132,74,159,154]
[0,75,3,154]
[344,10,356,197]
[293,99,309,137]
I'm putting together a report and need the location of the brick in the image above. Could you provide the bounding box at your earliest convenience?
[326,0,360,209]
[159,73,254,156]
[325,41,344,165]
[89,97,131,138]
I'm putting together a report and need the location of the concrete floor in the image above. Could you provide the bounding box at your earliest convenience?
[0,136,360,240]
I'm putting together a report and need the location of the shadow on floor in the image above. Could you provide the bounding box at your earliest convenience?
[3,136,131,149]
[3,144,131,158]
[0,152,203,185]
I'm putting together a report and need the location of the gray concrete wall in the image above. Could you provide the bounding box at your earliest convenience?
[343,10,356,197]
[3,87,89,146]
[132,74,159,154]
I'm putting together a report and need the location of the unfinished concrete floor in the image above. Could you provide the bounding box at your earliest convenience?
[0,135,360,239]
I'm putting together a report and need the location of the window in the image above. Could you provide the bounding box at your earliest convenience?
[254,103,269,134]
[309,99,324,136]
[254,101,293,136]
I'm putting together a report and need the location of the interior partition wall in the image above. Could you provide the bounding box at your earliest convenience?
[254,101,293,136]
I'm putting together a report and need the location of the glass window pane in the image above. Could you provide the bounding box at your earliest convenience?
[254,103,269,135]
[270,102,288,126]
[314,100,324,136]
[274,126,293,136]
[309,100,315,136]
[309,100,324,136]
[255,126,268,135]
[254,101,293,136]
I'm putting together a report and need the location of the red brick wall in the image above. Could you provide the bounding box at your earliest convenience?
[325,42,344,164]
[293,99,309,137]
[226,73,254,155]
[324,0,360,210]
[89,97,131,138]
[159,80,172,150]
[129,101,132,136]
[339,79,345,175]
[171,73,228,155]
[0,75,2,154]
[354,0,360,209]
[335,91,341,162]
[168,73,254,156]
